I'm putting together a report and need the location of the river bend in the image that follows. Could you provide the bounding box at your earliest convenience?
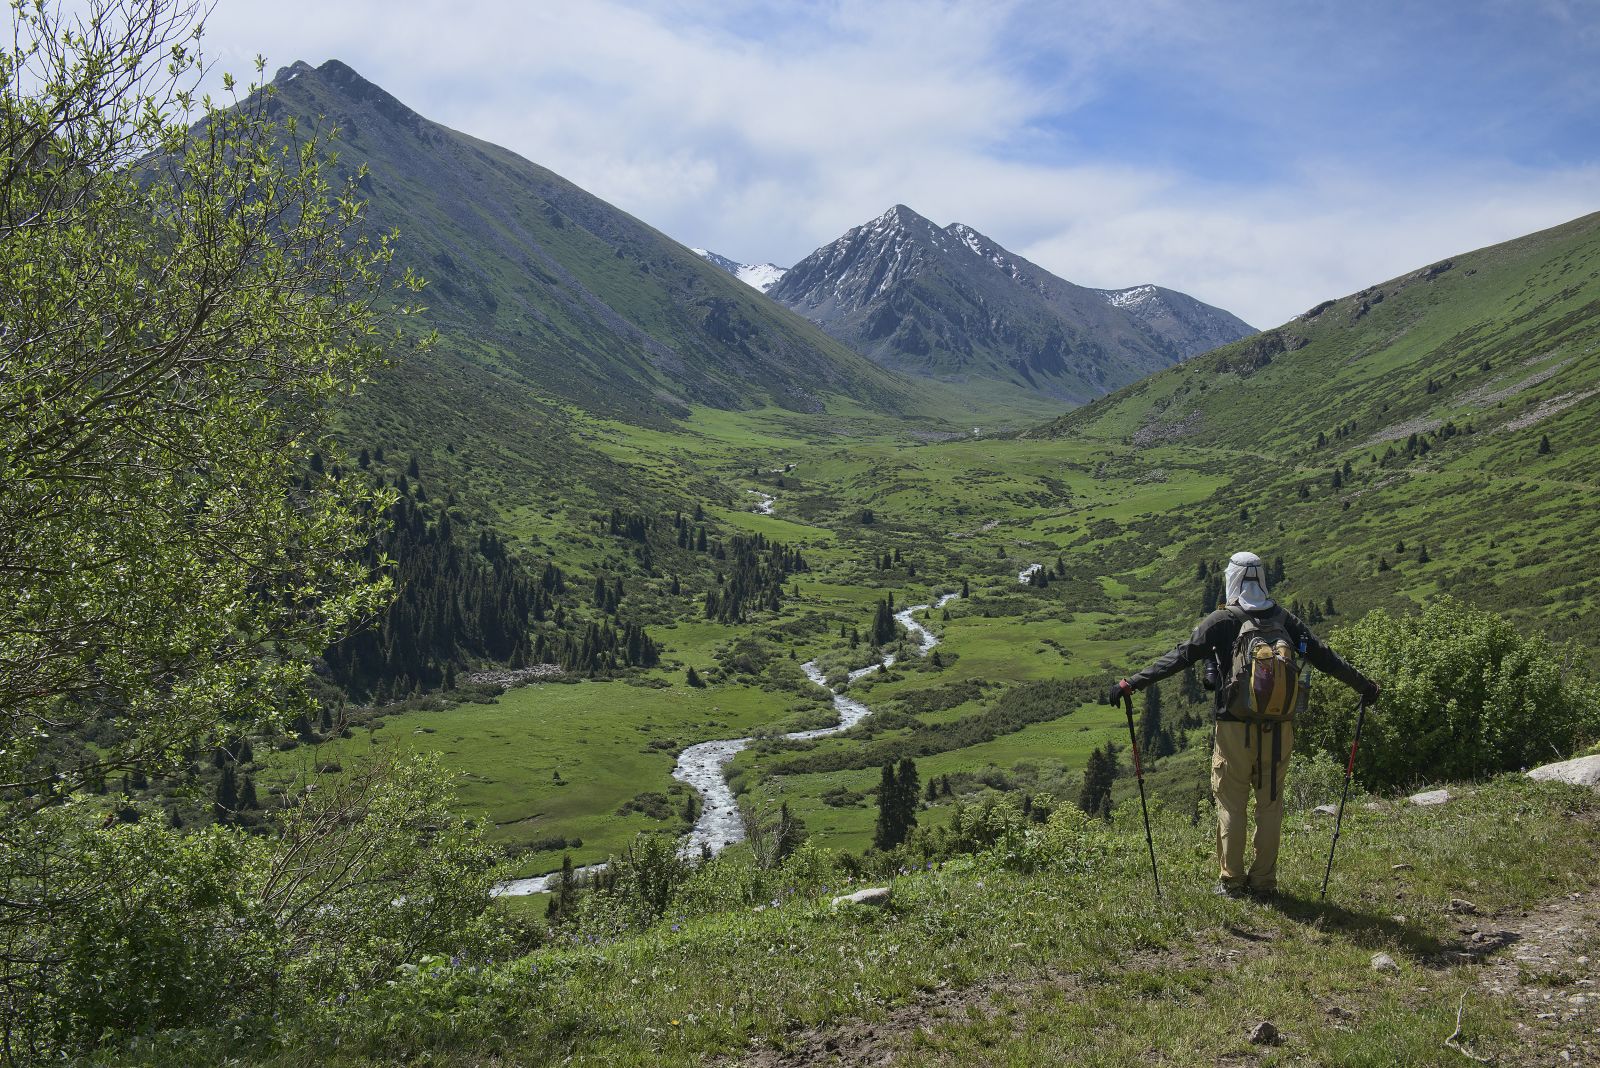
[492,593,957,896]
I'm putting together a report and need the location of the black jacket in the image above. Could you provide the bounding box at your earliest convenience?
[1127,604,1370,721]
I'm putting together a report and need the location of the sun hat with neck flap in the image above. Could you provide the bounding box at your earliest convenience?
[1224,551,1274,611]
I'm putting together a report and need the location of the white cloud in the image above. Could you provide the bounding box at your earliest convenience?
[195,0,1599,327]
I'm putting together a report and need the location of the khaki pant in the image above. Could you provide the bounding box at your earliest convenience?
[1212,719,1294,890]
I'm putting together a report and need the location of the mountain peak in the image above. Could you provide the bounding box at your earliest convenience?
[769,206,1256,402]
[879,203,928,225]
[272,60,315,85]
[269,58,423,129]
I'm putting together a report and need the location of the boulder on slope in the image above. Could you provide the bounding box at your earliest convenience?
[1526,754,1600,792]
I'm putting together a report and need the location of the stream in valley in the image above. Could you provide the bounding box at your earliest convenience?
[492,592,958,897]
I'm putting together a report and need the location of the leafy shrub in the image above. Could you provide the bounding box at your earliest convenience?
[1300,598,1600,789]
[603,833,690,925]
[43,811,276,1050]
[1002,805,1116,875]
[1284,749,1350,812]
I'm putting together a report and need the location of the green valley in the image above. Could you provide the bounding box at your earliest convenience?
[280,207,1600,883]
[7,11,1600,1064]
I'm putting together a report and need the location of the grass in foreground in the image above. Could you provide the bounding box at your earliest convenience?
[217,775,1598,1067]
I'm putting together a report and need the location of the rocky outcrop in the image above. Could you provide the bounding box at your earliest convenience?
[1527,754,1600,792]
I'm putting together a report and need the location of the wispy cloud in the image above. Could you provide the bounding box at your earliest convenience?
[199,0,1599,326]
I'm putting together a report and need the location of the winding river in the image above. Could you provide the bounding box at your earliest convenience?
[492,592,959,897]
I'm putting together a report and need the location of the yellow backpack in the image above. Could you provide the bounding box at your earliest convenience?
[1224,606,1300,721]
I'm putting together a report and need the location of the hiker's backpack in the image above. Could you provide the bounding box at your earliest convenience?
[1224,606,1301,721]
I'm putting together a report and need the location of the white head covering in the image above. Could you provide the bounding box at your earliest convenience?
[1224,551,1273,611]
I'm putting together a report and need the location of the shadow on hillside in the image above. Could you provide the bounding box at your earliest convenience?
[1264,891,1489,966]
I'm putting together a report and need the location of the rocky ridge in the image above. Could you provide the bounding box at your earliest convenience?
[767,204,1255,403]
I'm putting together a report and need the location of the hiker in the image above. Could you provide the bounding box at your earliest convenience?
[1106,551,1378,897]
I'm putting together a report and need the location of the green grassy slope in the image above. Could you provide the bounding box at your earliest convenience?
[1032,209,1600,650]
[268,60,928,425]
[249,776,1600,1067]
[1049,209,1600,456]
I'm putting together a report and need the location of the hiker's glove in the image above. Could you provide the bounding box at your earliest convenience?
[1106,678,1133,706]
[1361,679,1381,706]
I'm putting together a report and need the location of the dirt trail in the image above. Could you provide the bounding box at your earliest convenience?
[734,891,1600,1067]
[1470,890,1599,1064]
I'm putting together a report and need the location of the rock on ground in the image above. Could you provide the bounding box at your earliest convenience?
[1248,1020,1281,1045]
[1527,754,1600,791]
[831,887,891,908]
[1407,788,1451,806]
[1371,952,1400,974]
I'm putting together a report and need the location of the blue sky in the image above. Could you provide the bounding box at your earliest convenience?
[200,0,1599,325]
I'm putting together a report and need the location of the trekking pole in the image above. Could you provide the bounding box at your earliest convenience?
[1122,693,1162,899]
[1319,696,1370,901]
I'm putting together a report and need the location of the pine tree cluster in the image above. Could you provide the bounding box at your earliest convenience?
[703,532,807,623]
[323,489,539,700]
[873,757,920,849]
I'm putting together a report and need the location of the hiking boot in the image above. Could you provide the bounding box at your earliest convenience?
[1246,883,1278,900]
[1213,880,1247,898]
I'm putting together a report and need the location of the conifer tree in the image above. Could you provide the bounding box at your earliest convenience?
[214,765,239,824]
[871,599,897,646]
[1139,685,1164,755]
[894,757,920,840]
[1077,746,1114,818]
[873,763,899,850]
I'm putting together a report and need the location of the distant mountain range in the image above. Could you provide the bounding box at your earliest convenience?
[265,60,913,424]
[263,60,1254,435]
[763,205,1255,403]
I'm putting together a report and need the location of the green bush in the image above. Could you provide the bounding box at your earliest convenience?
[1,756,496,1060]
[1284,749,1350,812]
[46,811,276,1050]
[1300,598,1600,789]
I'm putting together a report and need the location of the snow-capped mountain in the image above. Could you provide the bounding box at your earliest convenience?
[1093,284,1260,359]
[691,248,788,293]
[765,205,1255,403]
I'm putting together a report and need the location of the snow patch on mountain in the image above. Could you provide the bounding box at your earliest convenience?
[736,263,786,291]
[1102,284,1159,309]
[947,222,1028,284]
[692,248,788,293]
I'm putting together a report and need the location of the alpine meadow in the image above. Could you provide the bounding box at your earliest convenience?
[2,3,1598,1066]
